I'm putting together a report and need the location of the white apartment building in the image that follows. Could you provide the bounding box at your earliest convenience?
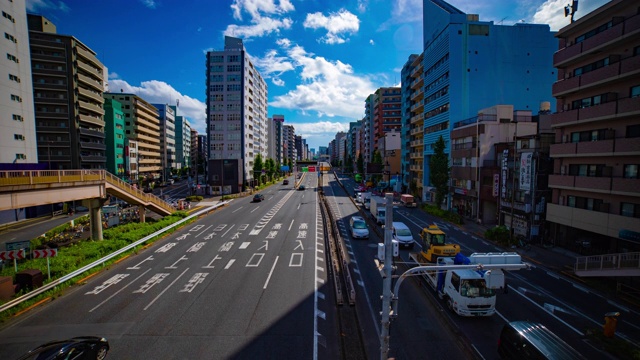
[0,0,37,166]
[206,36,268,189]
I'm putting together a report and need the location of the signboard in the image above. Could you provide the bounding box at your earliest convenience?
[308,166,316,172]
[0,249,25,261]
[6,240,31,252]
[493,174,500,197]
[302,167,308,172]
[281,165,290,171]
[520,152,533,191]
[33,249,58,258]
[501,149,509,199]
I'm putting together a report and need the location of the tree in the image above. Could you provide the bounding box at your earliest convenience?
[430,135,450,208]
[253,154,264,186]
[357,153,364,175]
[265,158,276,182]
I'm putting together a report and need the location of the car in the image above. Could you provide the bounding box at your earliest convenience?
[16,336,110,360]
[283,179,289,185]
[253,194,265,202]
[392,222,415,248]
[349,216,369,239]
[498,321,582,359]
[298,184,306,190]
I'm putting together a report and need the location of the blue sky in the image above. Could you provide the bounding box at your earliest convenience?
[26,0,607,151]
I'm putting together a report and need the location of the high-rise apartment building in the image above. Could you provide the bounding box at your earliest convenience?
[28,15,107,170]
[372,87,402,153]
[401,53,423,195]
[270,115,284,167]
[283,124,296,165]
[546,0,640,253]
[363,94,375,164]
[206,36,268,190]
[175,115,191,171]
[103,98,125,178]
[0,0,37,168]
[153,104,177,181]
[404,0,557,202]
[104,93,161,179]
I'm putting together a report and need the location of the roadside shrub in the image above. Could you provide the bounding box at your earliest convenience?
[422,204,464,225]
[185,195,203,202]
[484,225,510,245]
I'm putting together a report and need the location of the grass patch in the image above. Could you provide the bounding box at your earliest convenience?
[420,204,464,225]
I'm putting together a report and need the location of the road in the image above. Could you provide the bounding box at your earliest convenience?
[0,174,341,359]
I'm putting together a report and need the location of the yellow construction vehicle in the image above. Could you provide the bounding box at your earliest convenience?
[414,224,461,263]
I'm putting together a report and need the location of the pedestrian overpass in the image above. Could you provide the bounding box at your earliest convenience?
[0,169,175,240]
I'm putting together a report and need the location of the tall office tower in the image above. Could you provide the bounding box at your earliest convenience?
[410,0,557,203]
[103,93,161,179]
[372,87,402,153]
[28,15,107,170]
[546,0,640,253]
[363,94,375,164]
[103,98,125,178]
[0,0,37,168]
[283,124,296,165]
[206,36,268,190]
[270,115,284,167]
[175,115,191,171]
[153,104,177,181]
[347,121,361,172]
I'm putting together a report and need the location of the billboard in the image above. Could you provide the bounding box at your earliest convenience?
[520,152,533,191]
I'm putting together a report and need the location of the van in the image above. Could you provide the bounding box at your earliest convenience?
[392,222,414,248]
[498,321,582,359]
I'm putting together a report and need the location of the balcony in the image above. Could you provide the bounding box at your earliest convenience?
[411,75,424,90]
[78,100,105,116]
[411,101,424,113]
[411,113,423,124]
[410,151,423,159]
[549,142,577,157]
[80,141,106,151]
[78,86,103,103]
[76,46,101,68]
[546,203,640,239]
[78,73,103,92]
[615,137,640,154]
[410,65,422,78]
[410,164,423,171]
[549,174,575,188]
[574,176,611,193]
[79,128,105,138]
[78,113,104,127]
[612,177,640,196]
[410,127,423,135]
[410,90,423,102]
[576,139,614,154]
[76,61,101,78]
[551,100,620,128]
[80,155,107,163]
[553,56,640,96]
[410,139,423,147]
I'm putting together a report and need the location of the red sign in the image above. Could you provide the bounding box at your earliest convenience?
[32,249,58,258]
[0,249,25,261]
[308,166,316,172]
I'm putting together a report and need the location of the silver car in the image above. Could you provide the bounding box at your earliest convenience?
[349,216,369,239]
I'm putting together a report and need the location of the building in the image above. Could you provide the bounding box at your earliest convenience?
[406,0,557,203]
[401,53,423,196]
[124,138,138,184]
[206,36,268,191]
[153,103,177,181]
[0,0,37,168]
[104,93,161,180]
[29,15,107,170]
[546,0,640,254]
[176,115,191,171]
[269,115,284,166]
[103,98,125,178]
[283,124,296,165]
[372,87,402,154]
[363,94,375,165]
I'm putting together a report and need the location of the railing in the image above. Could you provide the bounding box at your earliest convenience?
[104,172,175,213]
[575,252,640,273]
[0,169,104,186]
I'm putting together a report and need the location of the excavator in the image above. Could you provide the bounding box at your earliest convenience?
[413,224,461,263]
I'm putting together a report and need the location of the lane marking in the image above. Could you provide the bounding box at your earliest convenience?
[89,269,151,312]
[263,256,279,289]
[224,259,235,269]
[144,268,189,310]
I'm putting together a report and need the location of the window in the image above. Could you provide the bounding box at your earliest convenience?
[627,124,640,138]
[2,11,15,23]
[10,94,22,102]
[15,153,26,160]
[12,114,23,122]
[621,203,640,218]
[210,65,223,72]
[210,75,223,82]
[14,134,24,140]
[568,164,604,177]
[227,65,241,72]
[574,57,610,77]
[624,165,639,179]
[571,129,608,142]
[209,55,223,63]
[4,32,16,43]
[571,93,613,109]
[211,134,223,141]
[6,53,18,63]
[210,114,224,121]
[575,20,613,44]
[209,84,223,92]
[228,55,240,62]
[212,143,223,150]
[227,74,241,82]
[227,84,241,91]
[631,85,640,98]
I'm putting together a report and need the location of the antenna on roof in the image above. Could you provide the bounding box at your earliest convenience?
[564,0,578,23]
[499,17,507,25]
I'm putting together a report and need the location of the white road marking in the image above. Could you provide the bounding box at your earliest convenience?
[224,259,235,269]
[239,242,250,249]
[232,207,243,213]
[89,269,151,312]
[221,224,235,238]
[165,255,188,269]
[202,254,223,269]
[263,256,279,289]
[144,268,189,310]
[127,256,154,270]
[246,253,264,267]
[180,273,208,293]
[290,253,303,267]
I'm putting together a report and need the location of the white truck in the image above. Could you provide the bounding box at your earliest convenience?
[369,195,386,224]
[361,192,372,210]
[409,252,527,317]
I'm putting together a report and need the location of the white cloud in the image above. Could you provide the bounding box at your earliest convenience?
[378,0,422,30]
[531,0,608,31]
[271,78,285,86]
[107,79,207,134]
[369,39,374,45]
[251,49,294,76]
[140,0,156,9]
[264,42,376,119]
[26,0,70,12]
[291,121,350,150]
[231,0,295,21]
[224,16,293,38]
[303,9,360,44]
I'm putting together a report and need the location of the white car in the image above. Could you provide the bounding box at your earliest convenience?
[350,216,369,239]
[392,222,414,248]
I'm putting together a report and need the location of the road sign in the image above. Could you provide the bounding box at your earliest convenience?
[308,166,316,172]
[0,249,25,261]
[6,240,31,252]
[302,167,308,172]
[33,249,58,258]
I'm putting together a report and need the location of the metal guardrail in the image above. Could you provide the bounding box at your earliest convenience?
[104,172,174,214]
[574,252,640,273]
[0,169,104,186]
[0,201,230,314]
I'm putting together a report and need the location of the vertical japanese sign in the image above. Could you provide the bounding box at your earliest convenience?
[520,152,533,191]
[493,174,500,197]
[501,149,509,199]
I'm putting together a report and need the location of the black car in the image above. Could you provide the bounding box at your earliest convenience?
[298,185,306,191]
[253,194,265,202]
[16,336,109,360]
[283,179,289,185]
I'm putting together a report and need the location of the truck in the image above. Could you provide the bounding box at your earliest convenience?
[400,194,416,208]
[409,252,527,316]
[361,192,372,209]
[414,224,461,263]
[369,195,386,224]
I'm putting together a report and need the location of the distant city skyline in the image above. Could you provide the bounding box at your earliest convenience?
[27,0,608,150]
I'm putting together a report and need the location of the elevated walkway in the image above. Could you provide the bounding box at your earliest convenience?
[574,252,640,277]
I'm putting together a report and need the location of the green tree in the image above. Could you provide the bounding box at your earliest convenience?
[430,135,450,208]
[372,150,382,165]
[265,158,276,182]
[357,153,364,175]
[253,154,264,186]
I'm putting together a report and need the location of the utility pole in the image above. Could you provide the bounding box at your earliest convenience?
[380,192,394,359]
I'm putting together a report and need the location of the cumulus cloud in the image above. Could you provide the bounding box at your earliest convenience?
[293,121,350,146]
[140,0,156,9]
[303,9,360,44]
[107,78,207,134]
[225,0,295,39]
[263,41,376,119]
[531,0,607,30]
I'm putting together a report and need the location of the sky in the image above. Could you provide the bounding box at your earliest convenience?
[25,0,608,151]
